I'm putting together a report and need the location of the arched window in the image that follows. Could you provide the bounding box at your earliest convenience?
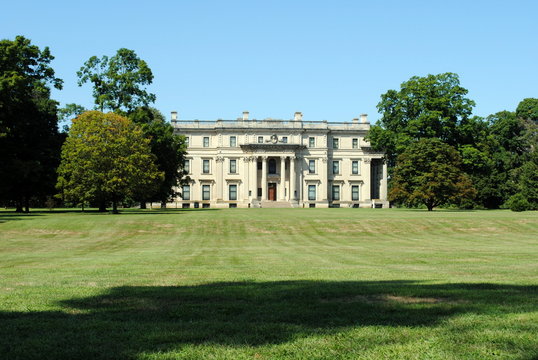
[268,158,277,174]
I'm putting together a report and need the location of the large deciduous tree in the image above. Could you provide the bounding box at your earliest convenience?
[56,111,163,213]
[0,35,63,212]
[127,107,188,208]
[389,138,476,211]
[77,48,156,113]
[368,72,476,167]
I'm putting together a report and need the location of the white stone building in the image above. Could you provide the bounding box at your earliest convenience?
[172,111,388,208]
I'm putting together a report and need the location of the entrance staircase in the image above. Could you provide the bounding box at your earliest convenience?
[259,201,296,208]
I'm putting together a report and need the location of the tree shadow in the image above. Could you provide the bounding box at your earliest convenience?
[0,280,536,359]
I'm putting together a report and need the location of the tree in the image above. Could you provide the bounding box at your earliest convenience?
[56,111,163,213]
[389,138,476,211]
[0,35,63,212]
[516,98,538,122]
[368,73,476,167]
[77,48,156,113]
[127,107,188,208]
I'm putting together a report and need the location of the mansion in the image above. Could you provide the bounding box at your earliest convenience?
[172,111,388,208]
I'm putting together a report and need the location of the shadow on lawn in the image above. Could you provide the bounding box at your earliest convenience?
[1,280,536,359]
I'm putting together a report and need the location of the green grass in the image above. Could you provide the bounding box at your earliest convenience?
[0,208,537,359]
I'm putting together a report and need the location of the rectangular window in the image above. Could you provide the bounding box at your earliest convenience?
[309,159,316,174]
[352,138,358,149]
[308,185,316,201]
[203,136,209,147]
[203,159,210,174]
[182,185,190,200]
[352,185,360,201]
[202,185,210,200]
[230,136,236,147]
[257,161,262,170]
[229,159,237,173]
[229,184,237,200]
[185,137,189,147]
[332,185,340,201]
[184,159,190,174]
[332,138,339,149]
[258,136,264,143]
[309,137,315,148]
[332,160,340,175]
[282,136,288,143]
[352,160,360,175]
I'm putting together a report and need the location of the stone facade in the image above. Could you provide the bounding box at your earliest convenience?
[171,111,388,208]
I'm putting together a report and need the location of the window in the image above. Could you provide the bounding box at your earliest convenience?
[309,137,315,148]
[202,185,210,200]
[352,185,360,201]
[229,159,237,173]
[203,137,209,147]
[185,137,189,147]
[332,138,339,149]
[182,185,190,200]
[352,138,358,149]
[268,158,276,174]
[308,185,316,201]
[257,161,262,170]
[332,185,340,201]
[182,203,190,208]
[309,159,316,174]
[203,159,210,174]
[332,160,340,175]
[229,184,237,200]
[230,136,237,147]
[258,136,264,143]
[282,136,288,143]
[184,159,190,174]
[352,160,360,175]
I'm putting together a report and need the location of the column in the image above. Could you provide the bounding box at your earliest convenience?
[251,156,258,200]
[216,156,224,201]
[320,157,328,201]
[363,158,371,202]
[243,157,250,201]
[261,156,267,200]
[380,160,388,200]
[290,156,296,200]
[279,156,286,200]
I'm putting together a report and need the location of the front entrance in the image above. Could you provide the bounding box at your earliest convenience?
[268,183,277,201]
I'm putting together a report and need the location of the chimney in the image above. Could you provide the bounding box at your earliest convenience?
[171,111,178,121]
[352,117,359,124]
[242,111,249,121]
[294,111,303,121]
[360,114,368,124]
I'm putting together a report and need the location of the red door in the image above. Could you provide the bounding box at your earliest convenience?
[268,183,276,201]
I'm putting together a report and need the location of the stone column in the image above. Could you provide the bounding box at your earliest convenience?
[243,157,250,201]
[261,156,267,200]
[279,156,286,201]
[320,157,328,202]
[251,156,258,200]
[380,160,388,200]
[216,156,224,201]
[363,158,371,202]
[290,156,296,200]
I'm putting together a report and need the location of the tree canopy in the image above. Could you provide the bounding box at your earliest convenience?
[0,35,63,212]
[56,111,163,213]
[77,48,155,113]
[389,138,476,211]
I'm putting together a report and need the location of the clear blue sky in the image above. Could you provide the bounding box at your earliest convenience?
[2,0,537,123]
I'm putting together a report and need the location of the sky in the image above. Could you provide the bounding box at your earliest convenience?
[2,0,537,123]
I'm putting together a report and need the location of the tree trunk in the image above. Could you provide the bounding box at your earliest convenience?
[161,201,166,209]
[112,200,118,214]
[15,198,23,213]
[24,197,30,213]
[140,201,147,209]
[98,201,107,212]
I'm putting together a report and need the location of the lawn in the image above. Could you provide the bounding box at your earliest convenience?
[0,208,537,359]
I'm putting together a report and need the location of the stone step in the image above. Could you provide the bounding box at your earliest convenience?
[259,201,293,208]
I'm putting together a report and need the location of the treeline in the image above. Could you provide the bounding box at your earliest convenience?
[368,73,537,211]
[0,36,187,213]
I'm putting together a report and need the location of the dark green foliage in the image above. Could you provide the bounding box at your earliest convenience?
[507,193,531,212]
[77,48,156,113]
[389,139,476,211]
[126,107,188,207]
[0,36,63,212]
[516,98,538,122]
